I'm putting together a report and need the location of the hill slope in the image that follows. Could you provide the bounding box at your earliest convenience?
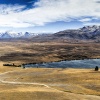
[32,25,100,42]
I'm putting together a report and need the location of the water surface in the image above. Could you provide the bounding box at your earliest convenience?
[24,59,100,68]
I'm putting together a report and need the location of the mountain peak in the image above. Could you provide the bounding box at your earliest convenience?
[52,25,100,42]
[1,32,12,38]
[80,25,100,31]
[0,32,36,39]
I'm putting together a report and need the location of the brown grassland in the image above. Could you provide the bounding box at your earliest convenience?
[0,41,100,64]
[0,65,100,100]
[0,41,100,100]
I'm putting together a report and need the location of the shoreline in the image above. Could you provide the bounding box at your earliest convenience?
[20,58,100,69]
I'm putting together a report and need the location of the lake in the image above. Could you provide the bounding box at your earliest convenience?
[24,59,100,68]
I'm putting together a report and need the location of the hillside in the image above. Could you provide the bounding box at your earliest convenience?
[32,25,100,42]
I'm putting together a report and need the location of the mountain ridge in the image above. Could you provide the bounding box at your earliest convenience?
[0,32,36,39]
[0,25,100,43]
[31,25,100,42]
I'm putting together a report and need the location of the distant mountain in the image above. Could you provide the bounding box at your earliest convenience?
[32,25,100,42]
[0,25,100,42]
[54,25,100,42]
[0,32,36,39]
[0,32,12,39]
[21,32,36,38]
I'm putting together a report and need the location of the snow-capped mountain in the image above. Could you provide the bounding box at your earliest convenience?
[0,32,12,38]
[0,25,100,42]
[56,25,100,39]
[0,32,36,39]
[31,25,100,42]
[80,25,100,32]
[21,32,35,38]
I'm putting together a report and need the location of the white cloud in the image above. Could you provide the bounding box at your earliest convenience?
[0,0,100,28]
[79,18,92,22]
[0,4,25,14]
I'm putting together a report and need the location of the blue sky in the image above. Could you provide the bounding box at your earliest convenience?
[0,0,100,33]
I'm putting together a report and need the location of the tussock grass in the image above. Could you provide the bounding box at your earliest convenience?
[0,67,100,100]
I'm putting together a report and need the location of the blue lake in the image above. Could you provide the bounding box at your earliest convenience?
[24,59,100,68]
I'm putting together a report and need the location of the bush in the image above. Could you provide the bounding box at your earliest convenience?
[95,66,99,71]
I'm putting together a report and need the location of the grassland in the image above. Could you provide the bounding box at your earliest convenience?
[0,40,100,65]
[0,65,100,100]
[0,40,100,100]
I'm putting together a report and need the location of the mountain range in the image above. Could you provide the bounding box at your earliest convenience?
[0,25,100,42]
[0,32,36,39]
[32,25,100,42]
[54,25,100,40]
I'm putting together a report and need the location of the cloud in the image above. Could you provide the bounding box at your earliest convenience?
[95,0,100,3]
[0,4,25,14]
[0,0,100,28]
[79,18,93,22]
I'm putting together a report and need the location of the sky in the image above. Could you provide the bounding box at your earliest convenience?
[0,0,100,33]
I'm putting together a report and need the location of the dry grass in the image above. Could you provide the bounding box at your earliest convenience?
[0,65,100,100]
[0,41,100,64]
[0,41,100,100]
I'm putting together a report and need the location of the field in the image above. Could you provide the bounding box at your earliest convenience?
[0,40,100,100]
[0,41,100,65]
[0,64,100,100]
